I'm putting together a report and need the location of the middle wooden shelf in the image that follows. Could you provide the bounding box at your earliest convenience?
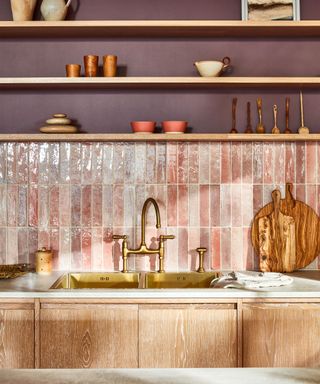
[1,77,320,89]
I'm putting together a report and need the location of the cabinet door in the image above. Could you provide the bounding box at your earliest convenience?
[243,303,320,367]
[40,303,138,368]
[139,304,238,368]
[0,303,34,368]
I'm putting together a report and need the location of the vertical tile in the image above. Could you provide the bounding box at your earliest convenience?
[296,142,306,184]
[29,143,39,184]
[200,227,210,270]
[71,185,81,227]
[38,186,49,228]
[243,227,254,270]
[157,143,166,184]
[124,185,135,228]
[124,143,135,184]
[167,185,177,227]
[38,143,49,185]
[167,143,177,184]
[134,143,146,184]
[263,143,274,184]
[220,228,231,270]
[231,184,242,227]
[59,228,71,270]
[49,143,60,184]
[6,143,16,184]
[103,227,114,270]
[221,142,231,183]
[60,185,71,227]
[188,228,200,271]
[242,184,253,227]
[189,184,199,227]
[71,228,82,270]
[199,143,210,184]
[81,143,93,185]
[146,143,157,184]
[18,228,28,263]
[92,227,103,271]
[274,143,285,185]
[7,185,18,227]
[231,142,241,183]
[50,229,60,270]
[188,143,199,183]
[70,143,82,184]
[210,142,221,184]
[28,185,38,227]
[7,228,18,264]
[103,185,113,227]
[16,143,29,183]
[253,142,263,184]
[242,143,252,184]
[59,142,71,183]
[178,228,189,270]
[102,143,113,184]
[113,143,125,184]
[178,184,188,227]
[92,185,103,227]
[177,143,188,184]
[49,186,60,227]
[306,142,317,184]
[210,185,220,227]
[113,185,124,227]
[18,185,28,227]
[112,227,124,272]
[211,228,221,270]
[0,143,7,183]
[0,229,6,264]
[82,229,92,271]
[220,184,231,227]
[164,227,178,271]
[28,228,38,266]
[306,185,317,211]
[253,184,263,215]
[0,185,7,226]
[92,143,103,184]
[200,185,209,227]
[285,142,296,184]
[231,227,243,270]
[81,185,92,227]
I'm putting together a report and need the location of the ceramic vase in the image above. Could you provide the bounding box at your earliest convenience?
[10,0,37,21]
[40,0,72,21]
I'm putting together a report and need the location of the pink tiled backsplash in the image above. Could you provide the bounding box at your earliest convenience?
[0,141,319,271]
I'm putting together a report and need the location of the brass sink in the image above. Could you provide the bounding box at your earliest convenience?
[50,272,140,289]
[145,271,221,289]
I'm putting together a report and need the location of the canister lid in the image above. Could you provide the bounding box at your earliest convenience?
[36,247,52,254]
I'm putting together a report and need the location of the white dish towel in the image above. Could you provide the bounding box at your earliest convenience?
[210,271,293,289]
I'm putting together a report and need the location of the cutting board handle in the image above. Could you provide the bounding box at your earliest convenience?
[285,182,295,210]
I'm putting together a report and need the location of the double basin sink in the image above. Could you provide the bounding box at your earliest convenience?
[50,271,221,290]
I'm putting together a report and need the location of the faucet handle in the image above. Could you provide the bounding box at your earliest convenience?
[159,235,175,241]
[196,247,207,273]
[112,235,127,240]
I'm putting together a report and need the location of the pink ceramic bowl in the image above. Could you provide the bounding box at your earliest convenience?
[162,121,188,134]
[131,121,156,134]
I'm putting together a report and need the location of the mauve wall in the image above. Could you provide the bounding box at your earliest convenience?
[0,140,319,271]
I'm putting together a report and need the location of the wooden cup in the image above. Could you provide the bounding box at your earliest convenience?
[35,248,53,275]
[84,55,99,77]
[66,64,81,77]
[103,55,117,77]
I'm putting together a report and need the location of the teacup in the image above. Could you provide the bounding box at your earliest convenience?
[194,57,231,77]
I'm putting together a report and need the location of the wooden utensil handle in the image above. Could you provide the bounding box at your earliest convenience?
[232,97,237,131]
[257,97,263,122]
[286,97,290,129]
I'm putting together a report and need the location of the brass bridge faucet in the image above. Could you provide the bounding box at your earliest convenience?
[113,198,175,273]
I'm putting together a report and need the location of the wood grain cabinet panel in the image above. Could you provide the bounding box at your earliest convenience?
[0,303,34,368]
[40,304,138,368]
[243,303,320,367]
[139,304,238,368]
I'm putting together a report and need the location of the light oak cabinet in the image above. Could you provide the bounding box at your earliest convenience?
[139,303,238,368]
[0,302,34,368]
[242,303,320,368]
[40,303,138,368]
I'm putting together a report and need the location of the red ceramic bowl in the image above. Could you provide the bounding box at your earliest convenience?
[131,121,156,134]
[162,121,188,134]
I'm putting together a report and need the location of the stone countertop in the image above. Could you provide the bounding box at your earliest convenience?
[0,368,319,384]
[0,270,320,299]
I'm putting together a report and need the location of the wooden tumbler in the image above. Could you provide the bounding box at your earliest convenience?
[66,64,81,77]
[35,247,53,274]
[103,55,117,77]
[84,55,99,77]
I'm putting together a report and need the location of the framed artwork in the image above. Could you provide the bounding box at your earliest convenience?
[242,0,300,21]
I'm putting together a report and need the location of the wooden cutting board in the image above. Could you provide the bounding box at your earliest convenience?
[252,183,320,272]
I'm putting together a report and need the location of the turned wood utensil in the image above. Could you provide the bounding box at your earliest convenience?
[256,97,265,133]
[230,97,238,133]
[284,97,292,133]
[271,104,281,134]
[298,91,310,134]
[244,101,253,133]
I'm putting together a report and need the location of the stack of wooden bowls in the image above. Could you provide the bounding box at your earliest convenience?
[40,114,78,133]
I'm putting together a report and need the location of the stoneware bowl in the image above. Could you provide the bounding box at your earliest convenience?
[162,121,188,134]
[194,57,231,77]
[131,121,156,134]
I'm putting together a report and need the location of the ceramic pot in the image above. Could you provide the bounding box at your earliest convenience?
[131,121,156,134]
[194,57,231,77]
[10,0,37,21]
[40,0,72,21]
[162,121,188,134]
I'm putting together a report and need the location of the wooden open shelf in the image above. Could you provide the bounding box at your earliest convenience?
[0,77,320,89]
[0,133,318,142]
[1,20,320,38]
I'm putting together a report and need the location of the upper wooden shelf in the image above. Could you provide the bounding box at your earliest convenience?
[1,20,320,38]
[0,133,319,142]
[1,77,320,89]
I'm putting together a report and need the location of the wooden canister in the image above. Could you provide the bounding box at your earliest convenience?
[35,248,53,274]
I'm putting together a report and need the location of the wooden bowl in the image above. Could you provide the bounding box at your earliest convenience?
[131,121,156,134]
[162,121,188,134]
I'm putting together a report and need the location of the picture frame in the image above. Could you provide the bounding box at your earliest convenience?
[241,0,300,21]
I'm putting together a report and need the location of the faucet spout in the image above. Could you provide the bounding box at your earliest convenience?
[141,198,161,246]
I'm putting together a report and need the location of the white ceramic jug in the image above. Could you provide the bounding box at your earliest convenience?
[10,0,37,21]
[40,0,72,21]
